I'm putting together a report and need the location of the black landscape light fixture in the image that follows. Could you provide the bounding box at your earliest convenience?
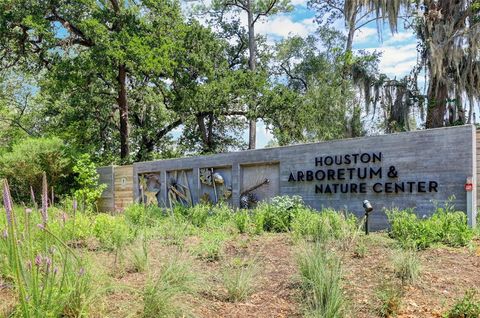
[363,200,373,235]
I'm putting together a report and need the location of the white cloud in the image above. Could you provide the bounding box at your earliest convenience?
[383,30,415,45]
[256,16,316,38]
[353,27,377,43]
[374,43,418,77]
[290,0,308,6]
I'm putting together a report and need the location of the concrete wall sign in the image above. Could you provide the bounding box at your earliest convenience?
[98,125,477,229]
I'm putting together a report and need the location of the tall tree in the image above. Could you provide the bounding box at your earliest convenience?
[264,31,357,144]
[0,0,182,162]
[206,0,292,149]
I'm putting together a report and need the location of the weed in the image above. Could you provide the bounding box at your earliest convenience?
[353,237,368,258]
[192,229,228,261]
[445,289,480,318]
[392,249,421,285]
[222,257,258,302]
[296,243,346,318]
[376,281,403,317]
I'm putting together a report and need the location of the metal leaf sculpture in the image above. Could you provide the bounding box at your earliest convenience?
[167,170,192,208]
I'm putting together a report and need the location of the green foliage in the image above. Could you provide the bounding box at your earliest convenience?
[222,258,258,302]
[296,243,346,318]
[252,195,305,233]
[0,180,93,317]
[0,137,71,201]
[376,282,403,318]
[92,214,133,251]
[124,203,165,228]
[191,229,229,261]
[387,204,474,249]
[143,255,197,318]
[392,249,421,285]
[353,237,368,258]
[291,207,358,245]
[72,154,106,211]
[445,289,480,318]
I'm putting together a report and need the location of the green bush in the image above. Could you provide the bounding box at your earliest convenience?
[445,289,480,318]
[124,204,165,227]
[252,195,305,233]
[92,214,133,250]
[387,205,474,249]
[72,154,106,212]
[0,137,71,202]
[291,208,358,244]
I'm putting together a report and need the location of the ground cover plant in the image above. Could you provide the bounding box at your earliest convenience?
[1,190,479,317]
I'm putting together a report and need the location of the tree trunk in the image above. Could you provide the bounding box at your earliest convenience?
[247,0,256,149]
[425,76,448,128]
[345,13,356,53]
[118,63,129,160]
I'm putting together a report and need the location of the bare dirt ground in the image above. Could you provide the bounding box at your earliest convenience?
[2,233,480,317]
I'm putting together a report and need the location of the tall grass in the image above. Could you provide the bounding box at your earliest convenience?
[1,177,92,317]
[221,257,258,302]
[296,243,346,318]
[392,249,421,285]
[143,255,197,318]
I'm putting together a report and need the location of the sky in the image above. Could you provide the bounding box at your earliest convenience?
[180,0,420,149]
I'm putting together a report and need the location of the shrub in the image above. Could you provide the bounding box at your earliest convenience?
[222,258,258,302]
[387,205,474,249]
[252,195,305,233]
[0,137,71,202]
[376,282,403,317]
[296,243,346,318]
[72,154,106,212]
[445,289,480,318]
[291,208,358,245]
[143,255,197,318]
[124,204,165,228]
[234,210,252,234]
[392,249,421,285]
[93,214,133,251]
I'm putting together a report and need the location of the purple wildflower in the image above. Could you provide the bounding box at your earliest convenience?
[53,266,58,275]
[37,224,45,230]
[30,186,36,205]
[2,229,7,238]
[34,254,43,267]
[45,257,52,271]
[78,268,85,276]
[2,179,13,226]
[41,172,48,226]
[73,198,77,213]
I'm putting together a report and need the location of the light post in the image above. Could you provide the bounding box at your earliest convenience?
[363,200,373,235]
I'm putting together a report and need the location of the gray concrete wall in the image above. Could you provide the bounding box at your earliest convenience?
[128,125,476,229]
